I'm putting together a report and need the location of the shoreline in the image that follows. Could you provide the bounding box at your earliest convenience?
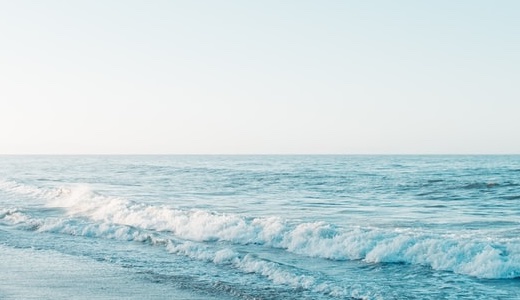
[0,245,216,300]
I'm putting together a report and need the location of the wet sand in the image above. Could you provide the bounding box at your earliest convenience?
[0,245,215,300]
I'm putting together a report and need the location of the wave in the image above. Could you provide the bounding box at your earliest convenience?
[1,180,520,280]
[0,210,364,299]
[0,179,69,199]
[165,241,358,298]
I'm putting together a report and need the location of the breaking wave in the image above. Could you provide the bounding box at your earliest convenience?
[1,180,520,280]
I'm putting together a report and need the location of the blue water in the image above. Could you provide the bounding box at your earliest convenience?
[1,155,519,299]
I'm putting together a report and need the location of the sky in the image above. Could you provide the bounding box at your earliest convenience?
[1,0,519,154]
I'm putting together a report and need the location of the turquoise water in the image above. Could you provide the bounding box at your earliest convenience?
[1,155,519,299]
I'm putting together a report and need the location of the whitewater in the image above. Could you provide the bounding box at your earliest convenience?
[1,155,519,299]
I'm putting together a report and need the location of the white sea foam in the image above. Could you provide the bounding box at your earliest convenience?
[1,180,520,280]
[0,208,25,224]
[0,179,69,200]
[165,241,366,299]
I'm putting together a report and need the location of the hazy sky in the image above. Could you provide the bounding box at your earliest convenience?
[1,1,519,154]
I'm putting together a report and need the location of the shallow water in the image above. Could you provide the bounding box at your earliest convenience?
[1,155,519,299]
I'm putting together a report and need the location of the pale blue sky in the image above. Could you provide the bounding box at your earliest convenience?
[1,1,519,154]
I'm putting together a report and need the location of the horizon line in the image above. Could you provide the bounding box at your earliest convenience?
[1,153,519,156]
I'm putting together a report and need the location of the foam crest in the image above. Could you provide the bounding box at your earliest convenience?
[0,208,40,230]
[37,219,156,243]
[58,186,519,279]
[0,179,70,200]
[2,181,520,279]
[0,208,166,246]
[46,185,288,244]
[2,207,358,298]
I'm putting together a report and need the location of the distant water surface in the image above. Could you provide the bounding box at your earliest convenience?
[1,155,519,299]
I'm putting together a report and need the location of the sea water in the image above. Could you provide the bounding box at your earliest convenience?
[1,155,519,299]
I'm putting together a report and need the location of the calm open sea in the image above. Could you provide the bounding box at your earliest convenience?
[1,155,519,299]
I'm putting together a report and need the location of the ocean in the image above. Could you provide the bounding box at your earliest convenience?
[1,155,519,299]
